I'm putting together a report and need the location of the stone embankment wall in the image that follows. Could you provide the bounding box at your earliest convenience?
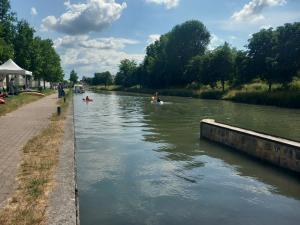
[200,119,300,173]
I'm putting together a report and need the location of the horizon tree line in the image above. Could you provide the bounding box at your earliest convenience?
[114,20,300,92]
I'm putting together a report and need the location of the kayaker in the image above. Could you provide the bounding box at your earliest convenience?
[86,96,90,101]
[154,92,161,103]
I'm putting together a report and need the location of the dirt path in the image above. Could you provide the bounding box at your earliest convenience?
[0,94,57,208]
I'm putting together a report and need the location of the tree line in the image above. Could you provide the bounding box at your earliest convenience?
[0,0,64,87]
[115,20,300,91]
[82,71,113,87]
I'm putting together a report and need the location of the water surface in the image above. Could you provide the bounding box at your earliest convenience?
[75,92,300,225]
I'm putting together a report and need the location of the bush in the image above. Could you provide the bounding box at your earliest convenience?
[229,91,300,108]
[198,90,223,99]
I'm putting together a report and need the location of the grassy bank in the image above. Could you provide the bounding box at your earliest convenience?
[0,91,71,225]
[91,79,300,108]
[0,89,55,117]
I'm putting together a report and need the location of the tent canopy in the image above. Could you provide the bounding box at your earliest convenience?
[0,59,32,79]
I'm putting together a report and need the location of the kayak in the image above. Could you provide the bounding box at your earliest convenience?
[21,92,45,97]
[83,99,93,102]
[0,98,5,104]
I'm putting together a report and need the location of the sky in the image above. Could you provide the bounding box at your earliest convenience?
[10,0,300,78]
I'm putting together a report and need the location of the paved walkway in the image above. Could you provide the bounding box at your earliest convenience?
[0,94,57,208]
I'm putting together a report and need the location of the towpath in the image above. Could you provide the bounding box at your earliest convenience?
[0,94,57,208]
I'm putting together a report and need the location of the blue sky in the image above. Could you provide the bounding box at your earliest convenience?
[10,0,300,77]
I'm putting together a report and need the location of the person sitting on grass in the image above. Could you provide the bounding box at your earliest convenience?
[0,91,8,98]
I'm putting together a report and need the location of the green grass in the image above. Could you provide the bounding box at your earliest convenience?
[27,177,48,199]
[228,91,300,108]
[0,89,55,117]
[0,94,42,116]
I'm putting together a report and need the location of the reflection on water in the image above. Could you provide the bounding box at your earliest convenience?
[75,92,300,225]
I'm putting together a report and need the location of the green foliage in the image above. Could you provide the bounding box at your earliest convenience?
[14,20,34,69]
[164,20,210,85]
[233,50,253,86]
[69,69,78,85]
[115,59,138,87]
[137,20,210,88]
[198,90,223,99]
[115,21,299,96]
[0,1,63,85]
[229,91,300,108]
[208,42,234,91]
[248,23,300,91]
[93,71,113,86]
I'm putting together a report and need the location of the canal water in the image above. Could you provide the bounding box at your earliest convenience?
[74,92,300,225]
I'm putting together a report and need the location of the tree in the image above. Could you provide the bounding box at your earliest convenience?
[184,55,203,84]
[165,20,210,85]
[233,50,253,86]
[30,37,43,81]
[14,20,35,70]
[0,23,13,63]
[209,42,234,91]
[115,59,137,87]
[82,76,94,85]
[248,28,278,91]
[276,22,300,87]
[93,71,113,87]
[0,0,15,63]
[40,39,64,87]
[142,35,168,88]
[0,0,16,45]
[69,69,78,85]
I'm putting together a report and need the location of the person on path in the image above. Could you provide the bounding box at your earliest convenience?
[9,78,15,95]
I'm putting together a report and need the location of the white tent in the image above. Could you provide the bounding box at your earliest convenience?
[0,59,33,90]
[0,59,32,79]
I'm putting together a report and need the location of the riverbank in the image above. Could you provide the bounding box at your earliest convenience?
[47,97,78,225]
[0,91,75,225]
[90,80,300,108]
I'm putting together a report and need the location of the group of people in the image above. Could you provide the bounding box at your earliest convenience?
[0,78,16,104]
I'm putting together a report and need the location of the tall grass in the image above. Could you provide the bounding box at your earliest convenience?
[229,91,300,108]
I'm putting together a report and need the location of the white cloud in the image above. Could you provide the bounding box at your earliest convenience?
[147,34,160,44]
[42,0,127,35]
[208,34,224,50]
[232,0,287,23]
[145,0,179,9]
[31,7,38,16]
[54,35,139,49]
[55,35,143,75]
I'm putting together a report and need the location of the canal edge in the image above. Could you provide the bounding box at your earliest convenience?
[47,96,80,225]
[74,96,80,225]
[200,119,300,174]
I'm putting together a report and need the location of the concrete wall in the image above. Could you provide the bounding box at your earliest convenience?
[200,119,300,173]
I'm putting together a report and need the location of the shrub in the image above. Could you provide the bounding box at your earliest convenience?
[198,90,223,99]
[230,91,300,108]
